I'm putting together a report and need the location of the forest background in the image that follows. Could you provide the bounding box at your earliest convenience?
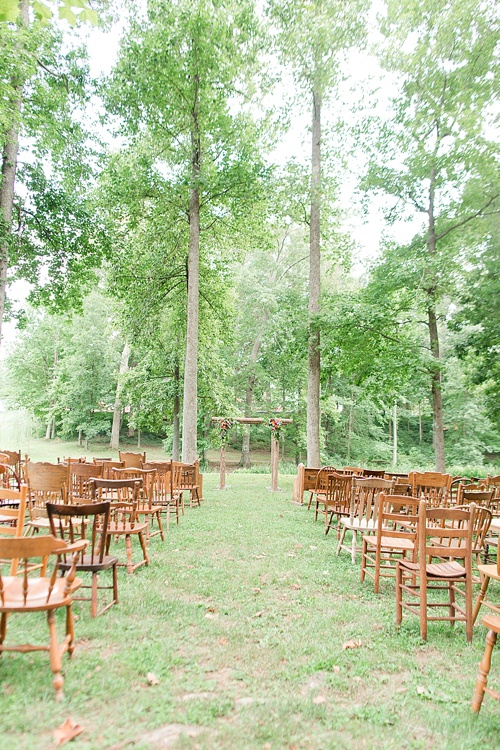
[0,0,498,475]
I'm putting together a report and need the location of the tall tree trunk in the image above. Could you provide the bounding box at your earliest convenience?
[182,70,201,464]
[240,325,267,467]
[0,0,29,347]
[427,166,446,472]
[392,402,398,468]
[307,83,322,467]
[110,341,130,451]
[172,361,180,461]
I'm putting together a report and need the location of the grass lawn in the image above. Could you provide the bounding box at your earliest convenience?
[1,473,499,749]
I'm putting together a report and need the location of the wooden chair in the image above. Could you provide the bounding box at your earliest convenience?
[473,518,500,624]
[171,462,201,509]
[471,615,500,713]
[68,462,103,504]
[25,462,69,533]
[0,485,28,575]
[93,459,124,479]
[112,467,165,541]
[0,463,19,490]
[361,468,386,478]
[337,477,395,562]
[308,465,335,513]
[89,478,149,573]
[409,471,453,507]
[361,494,419,593]
[396,501,477,642]
[143,460,174,528]
[0,450,22,488]
[47,501,118,617]
[119,451,146,468]
[0,535,87,701]
[456,486,495,508]
[324,472,352,535]
[342,466,364,475]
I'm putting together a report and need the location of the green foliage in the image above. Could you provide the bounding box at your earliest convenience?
[0,0,100,26]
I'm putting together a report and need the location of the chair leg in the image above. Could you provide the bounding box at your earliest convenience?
[396,563,403,626]
[125,535,134,574]
[112,562,118,605]
[419,576,427,641]
[351,531,357,564]
[465,573,474,643]
[66,603,75,656]
[360,539,367,582]
[156,511,165,541]
[139,531,149,567]
[449,581,456,627]
[336,525,346,555]
[48,609,64,702]
[91,573,98,618]
[0,612,7,653]
[472,628,497,713]
[473,576,490,625]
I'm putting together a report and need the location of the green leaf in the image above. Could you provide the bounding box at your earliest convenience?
[58,5,77,25]
[0,0,19,22]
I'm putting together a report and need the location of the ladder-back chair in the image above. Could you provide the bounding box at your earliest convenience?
[337,476,395,562]
[396,501,477,641]
[47,501,118,617]
[25,462,69,534]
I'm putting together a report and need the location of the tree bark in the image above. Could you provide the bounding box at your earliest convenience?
[427,166,446,472]
[110,341,130,451]
[181,68,201,464]
[0,0,29,347]
[172,361,180,461]
[307,83,322,467]
[392,402,398,468]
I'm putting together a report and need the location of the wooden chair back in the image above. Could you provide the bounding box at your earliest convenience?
[25,462,69,521]
[349,477,395,525]
[342,466,364,476]
[89,478,142,528]
[0,450,21,488]
[456,486,495,507]
[47,501,111,566]
[119,451,146,468]
[93,459,124,479]
[409,471,453,507]
[314,466,336,494]
[417,500,475,564]
[142,461,171,505]
[68,462,103,503]
[376,493,420,548]
[0,485,28,574]
[112,467,157,509]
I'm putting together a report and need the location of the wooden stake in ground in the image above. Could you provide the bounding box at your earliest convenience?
[211,417,264,490]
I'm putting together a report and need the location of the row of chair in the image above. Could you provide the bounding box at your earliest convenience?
[0,451,205,700]
[301,466,500,713]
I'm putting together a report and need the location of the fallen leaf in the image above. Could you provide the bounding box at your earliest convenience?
[294,544,303,549]
[252,587,262,594]
[255,554,266,559]
[218,637,228,645]
[310,545,317,550]
[342,639,363,650]
[313,695,326,704]
[332,665,340,674]
[53,719,84,746]
[287,552,296,557]
[147,672,160,686]
[186,565,194,570]
[253,610,264,618]
[416,685,426,695]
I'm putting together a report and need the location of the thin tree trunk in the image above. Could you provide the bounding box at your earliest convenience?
[110,341,130,451]
[0,0,29,347]
[307,83,322,467]
[427,166,446,472]
[181,69,201,464]
[240,325,267,467]
[392,402,398,468]
[172,361,180,461]
[419,402,423,443]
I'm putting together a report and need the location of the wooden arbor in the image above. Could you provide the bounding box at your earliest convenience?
[211,417,292,491]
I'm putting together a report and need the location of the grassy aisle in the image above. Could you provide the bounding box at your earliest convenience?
[1,474,499,749]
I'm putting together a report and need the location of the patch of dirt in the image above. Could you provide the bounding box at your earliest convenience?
[138,723,209,749]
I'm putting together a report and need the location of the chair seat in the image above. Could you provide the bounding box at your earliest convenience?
[363,534,414,551]
[478,564,500,581]
[0,576,83,612]
[107,522,148,534]
[399,559,466,578]
[482,615,500,633]
[60,554,118,572]
[137,504,162,514]
[340,518,376,530]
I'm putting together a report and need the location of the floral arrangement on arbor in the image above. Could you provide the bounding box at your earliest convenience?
[218,418,233,441]
[269,418,282,440]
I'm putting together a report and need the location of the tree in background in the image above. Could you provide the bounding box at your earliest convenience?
[364,0,499,470]
[106,0,266,463]
[268,0,368,466]
[0,2,107,341]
